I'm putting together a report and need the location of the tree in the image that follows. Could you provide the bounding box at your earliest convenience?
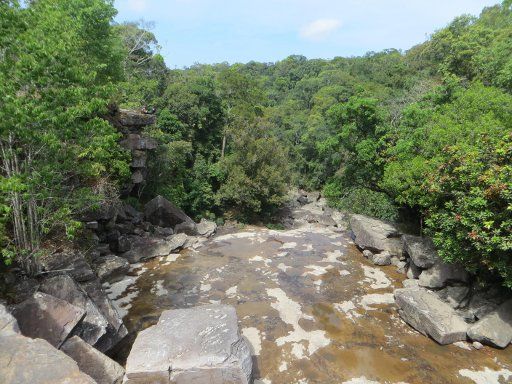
[0,0,129,271]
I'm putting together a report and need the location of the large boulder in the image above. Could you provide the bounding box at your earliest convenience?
[39,275,110,348]
[0,303,19,336]
[94,256,130,283]
[61,336,125,384]
[403,235,438,269]
[121,236,174,263]
[350,214,402,256]
[0,334,96,384]
[124,304,252,384]
[38,251,95,282]
[120,133,157,150]
[394,288,468,345]
[144,195,193,228]
[418,261,469,289]
[79,279,128,352]
[12,292,86,348]
[174,220,199,236]
[467,299,512,348]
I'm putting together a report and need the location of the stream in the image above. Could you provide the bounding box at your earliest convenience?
[107,201,512,384]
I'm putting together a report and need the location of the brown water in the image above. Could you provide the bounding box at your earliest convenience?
[107,216,512,384]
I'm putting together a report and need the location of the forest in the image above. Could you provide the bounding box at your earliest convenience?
[1,0,511,288]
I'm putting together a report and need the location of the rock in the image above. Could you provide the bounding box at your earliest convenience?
[12,292,86,348]
[131,170,144,184]
[396,261,407,274]
[408,261,422,279]
[120,134,157,151]
[418,261,469,289]
[154,226,174,237]
[86,221,99,230]
[79,279,128,352]
[372,251,392,266]
[0,334,96,384]
[473,341,484,350]
[466,287,507,321]
[110,235,132,253]
[402,279,420,288]
[166,233,188,252]
[362,249,374,259]
[0,303,19,336]
[318,214,337,227]
[94,256,130,283]
[394,288,468,345]
[403,235,438,269]
[437,285,470,309]
[144,195,192,228]
[297,194,309,205]
[350,214,402,256]
[131,151,147,168]
[117,109,156,127]
[196,218,217,238]
[39,251,95,282]
[39,275,110,348]
[467,299,512,348]
[61,336,125,384]
[124,304,252,384]
[174,220,199,236]
[121,237,173,263]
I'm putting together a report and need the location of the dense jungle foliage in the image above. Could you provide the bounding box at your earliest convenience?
[1,0,511,286]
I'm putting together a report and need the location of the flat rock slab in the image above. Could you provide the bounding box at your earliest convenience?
[0,334,95,384]
[12,292,86,348]
[394,288,468,345]
[350,214,402,256]
[468,299,512,348]
[125,304,252,384]
[61,336,125,384]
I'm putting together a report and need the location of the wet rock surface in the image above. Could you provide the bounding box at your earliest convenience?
[125,304,252,384]
[110,197,512,384]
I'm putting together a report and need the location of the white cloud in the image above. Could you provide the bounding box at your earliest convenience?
[300,18,342,41]
[127,0,149,12]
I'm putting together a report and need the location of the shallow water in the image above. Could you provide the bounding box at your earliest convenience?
[107,222,512,384]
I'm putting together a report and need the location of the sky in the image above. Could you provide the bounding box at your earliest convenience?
[114,0,500,68]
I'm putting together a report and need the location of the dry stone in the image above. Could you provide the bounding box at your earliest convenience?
[403,235,438,269]
[0,334,96,384]
[350,214,402,256]
[144,195,193,228]
[12,292,86,348]
[418,261,469,289]
[124,304,252,384]
[467,299,512,348]
[0,303,19,336]
[394,287,468,345]
[61,336,125,384]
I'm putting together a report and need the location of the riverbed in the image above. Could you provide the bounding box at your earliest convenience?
[107,208,512,384]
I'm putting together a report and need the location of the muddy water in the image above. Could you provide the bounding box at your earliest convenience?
[107,222,512,384]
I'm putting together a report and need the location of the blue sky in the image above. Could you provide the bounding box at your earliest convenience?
[114,0,499,68]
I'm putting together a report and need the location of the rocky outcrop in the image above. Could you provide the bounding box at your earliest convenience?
[61,336,125,384]
[12,292,86,348]
[0,334,96,384]
[467,299,512,348]
[124,304,252,384]
[394,288,468,345]
[39,251,95,282]
[350,214,402,256]
[121,235,184,263]
[144,195,193,228]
